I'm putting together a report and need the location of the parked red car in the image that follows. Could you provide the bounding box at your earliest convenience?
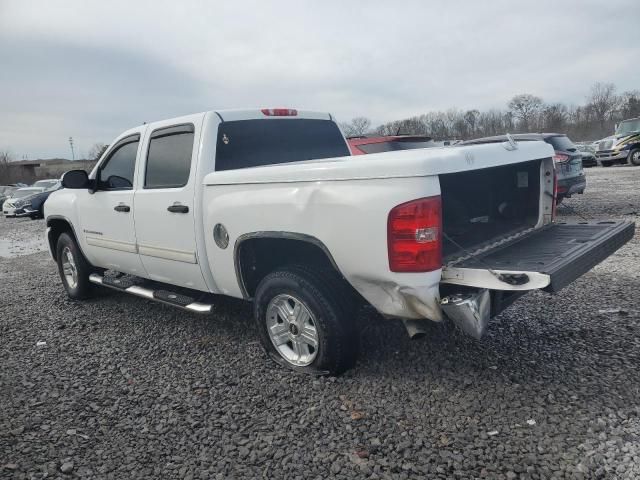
[348,135,436,155]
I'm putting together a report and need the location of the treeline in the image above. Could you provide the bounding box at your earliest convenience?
[340,82,640,142]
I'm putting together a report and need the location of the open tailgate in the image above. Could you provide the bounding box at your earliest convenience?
[442,221,635,293]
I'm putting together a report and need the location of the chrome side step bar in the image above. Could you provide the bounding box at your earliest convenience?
[89,273,213,313]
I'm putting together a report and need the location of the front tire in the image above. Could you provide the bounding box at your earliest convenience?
[56,232,94,299]
[254,265,358,376]
[629,148,640,166]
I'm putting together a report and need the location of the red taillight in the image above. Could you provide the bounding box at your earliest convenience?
[553,152,569,163]
[388,196,442,272]
[261,108,298,116]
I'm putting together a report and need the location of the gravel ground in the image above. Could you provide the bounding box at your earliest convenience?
[0,216,48,258]
[1,166,639,479]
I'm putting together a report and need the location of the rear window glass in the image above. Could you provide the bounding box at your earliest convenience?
[214,119,349,171]
[358,140,435,154]
[546,136,576,151]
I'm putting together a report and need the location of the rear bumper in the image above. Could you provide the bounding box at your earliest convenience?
[557,174,586,196]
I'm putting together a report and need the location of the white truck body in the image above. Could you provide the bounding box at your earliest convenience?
[45,108,634,374]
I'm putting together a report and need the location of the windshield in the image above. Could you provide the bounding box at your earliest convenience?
[616,119,640,136]
[214,119,350,171]
[12,188,42,199]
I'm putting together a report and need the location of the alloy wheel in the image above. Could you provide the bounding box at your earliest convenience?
[61,246,78,289]
[266,294,319,366]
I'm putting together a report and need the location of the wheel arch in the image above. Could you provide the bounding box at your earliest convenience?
[233,231,347,300]
[46,215,84,262]
[629,144,640,165]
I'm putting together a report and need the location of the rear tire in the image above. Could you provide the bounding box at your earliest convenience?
[629,149,640,166]
[254,265,358,376]
[56,232,94,300]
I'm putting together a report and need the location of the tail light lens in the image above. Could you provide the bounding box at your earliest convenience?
[388,196,442,272]
[553,152,569,163]
[261,108,298,116]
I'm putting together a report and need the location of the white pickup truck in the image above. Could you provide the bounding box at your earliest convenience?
[45,108,634,375]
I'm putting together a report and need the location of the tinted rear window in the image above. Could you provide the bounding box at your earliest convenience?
[214,119,349,171]
[358,140,435,154]
[546,136,576,152]
[145,127,194,189]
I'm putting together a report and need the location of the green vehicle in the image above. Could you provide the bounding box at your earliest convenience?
[595,117,640,167]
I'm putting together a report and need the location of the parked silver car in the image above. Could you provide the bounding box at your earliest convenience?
[0,186,18,209]
[3,187,45,217]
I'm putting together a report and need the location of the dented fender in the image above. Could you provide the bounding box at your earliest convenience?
[349,274,444,322]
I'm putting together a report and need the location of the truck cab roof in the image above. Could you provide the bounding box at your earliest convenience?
[133,108,332,130]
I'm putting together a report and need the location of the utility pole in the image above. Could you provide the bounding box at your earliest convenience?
[68,137,75,161]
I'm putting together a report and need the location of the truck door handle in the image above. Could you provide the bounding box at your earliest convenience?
[167,205,189,213]
[114,204,130,213]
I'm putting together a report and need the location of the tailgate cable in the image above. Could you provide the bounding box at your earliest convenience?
[442,232,529,286]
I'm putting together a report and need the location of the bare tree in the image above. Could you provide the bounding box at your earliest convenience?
[508,94,543,132]
[586,82,619,131]
[88,143,108,161]
[541,103,568,132]
[340,117,372,137]
[619,90,640,119]
[0,150,17,184]
[464,110,480,136]
[370,81,630,145]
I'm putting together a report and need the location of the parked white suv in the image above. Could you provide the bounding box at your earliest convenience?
[45,108,634,374]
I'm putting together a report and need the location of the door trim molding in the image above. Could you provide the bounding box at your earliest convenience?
[86,235,138,254]
[83,235,196,264]
[137,243,197,264]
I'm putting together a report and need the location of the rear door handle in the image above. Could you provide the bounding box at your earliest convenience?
[167,205,189,213]
[114,204,130,213]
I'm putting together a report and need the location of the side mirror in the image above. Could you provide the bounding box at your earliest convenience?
[61,170,90,189]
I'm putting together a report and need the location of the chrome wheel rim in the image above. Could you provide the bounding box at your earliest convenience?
[266,294,319,366]
[632,151,640,164]
[61,246,78,289]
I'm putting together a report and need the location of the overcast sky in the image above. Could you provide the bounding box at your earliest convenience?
[1,0,638,158]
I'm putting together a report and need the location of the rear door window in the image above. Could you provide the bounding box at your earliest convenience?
[214,119,349,171]
[145,125,195,189]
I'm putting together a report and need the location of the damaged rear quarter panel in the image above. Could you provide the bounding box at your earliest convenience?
[202,175,444,320]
